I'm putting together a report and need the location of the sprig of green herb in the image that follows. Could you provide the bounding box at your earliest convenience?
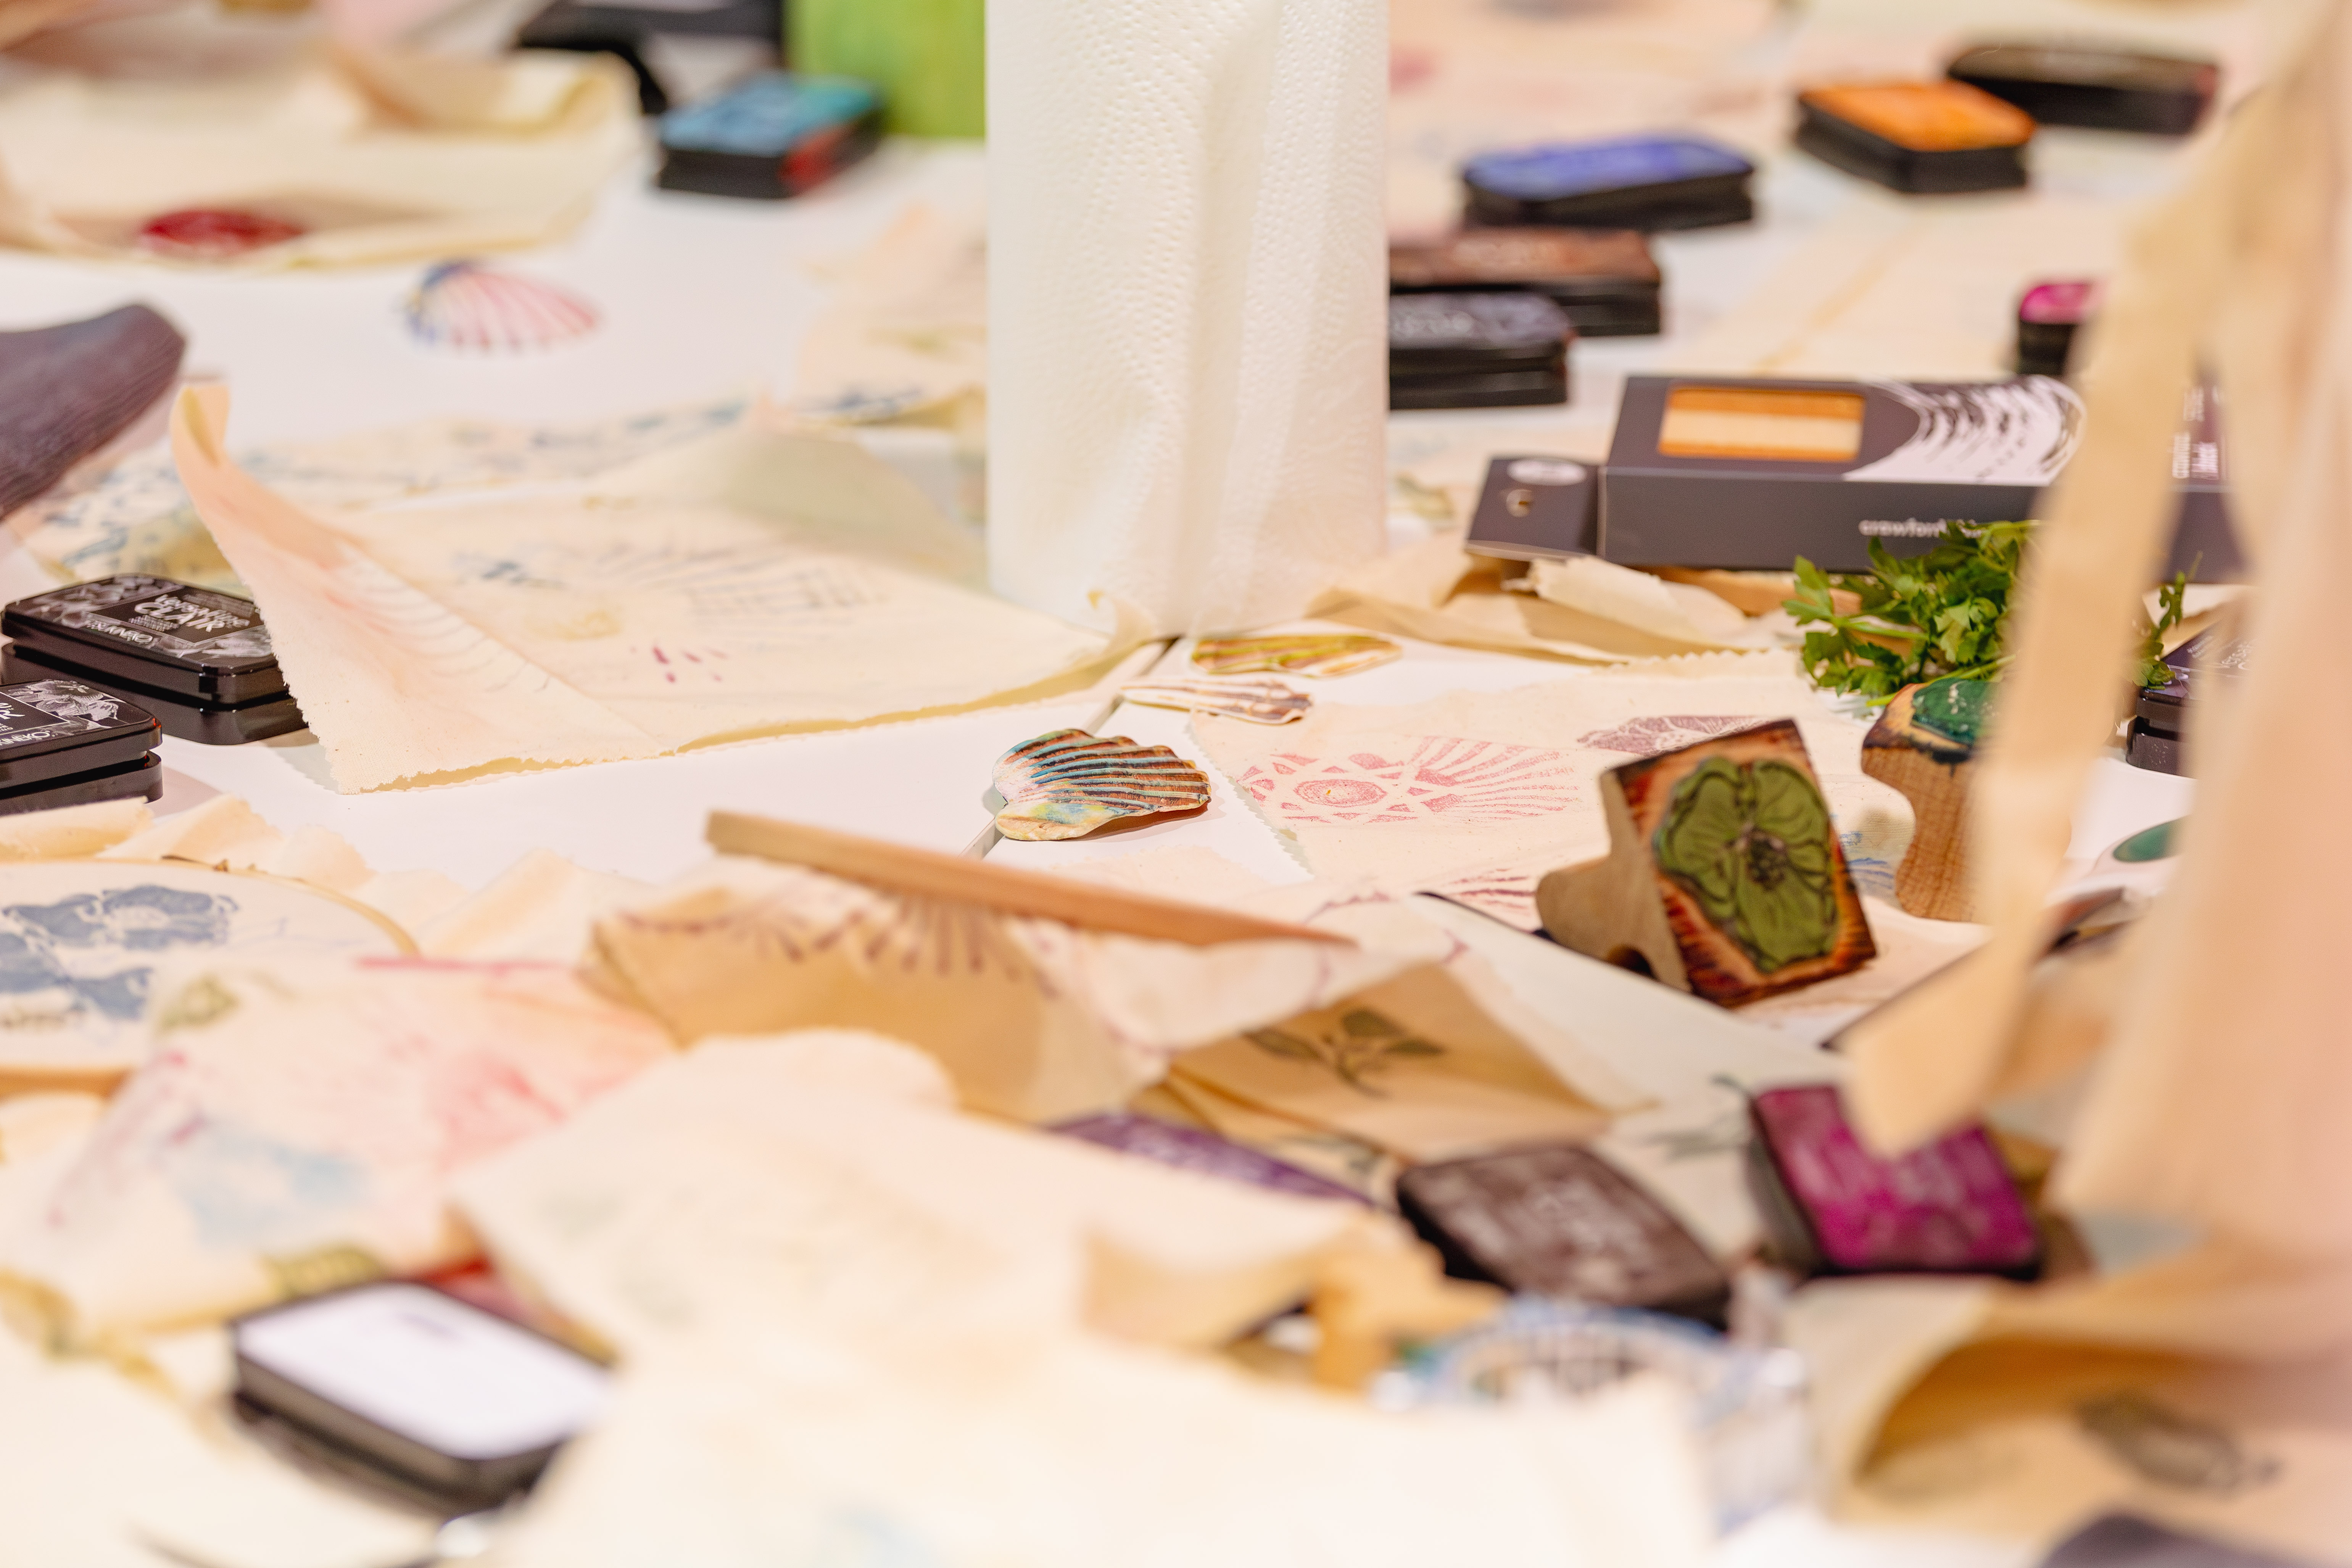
[1783,521,2189,703]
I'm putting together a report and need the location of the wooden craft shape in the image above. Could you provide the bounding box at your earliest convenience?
[1861,677,1989,923]
[706,812,1351,948]
[1534,718,1875,1006]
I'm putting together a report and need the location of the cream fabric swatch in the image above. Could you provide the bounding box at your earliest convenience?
[0,41,636,269]
[171,387,1133,791]
[0,1318,437,1568]
[1192,666,1901,893]
[0,958,669,1347]
[455,1032,1395,1355]
[585,855,1431,1124]
[1309,538,1780,665]
[794,203,987,424]
[10,395,747,595]
[495,1330,1712,1568]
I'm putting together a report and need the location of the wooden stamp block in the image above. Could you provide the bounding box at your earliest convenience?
[1535,718,1875,1006]
[1861,678,1990,923]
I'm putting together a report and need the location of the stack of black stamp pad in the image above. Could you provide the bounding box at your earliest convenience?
[1388,293,1574,410]
[0,675,162,815]
[2,575,304,746]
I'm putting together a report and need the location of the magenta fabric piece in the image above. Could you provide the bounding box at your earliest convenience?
[1753,1085,2039,1273]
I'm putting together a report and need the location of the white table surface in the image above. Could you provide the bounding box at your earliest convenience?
[0,61,2203,1566]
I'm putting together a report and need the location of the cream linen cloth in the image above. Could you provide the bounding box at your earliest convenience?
[0,958,669,1347]
[584,854,1439,1124]
[171,387,1135,791]
[0,40,636,268]
[460,1033,1712,1568]
[495,1330,1711,1568]
[987,0,1388,635]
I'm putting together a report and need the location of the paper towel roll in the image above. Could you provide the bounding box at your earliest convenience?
[987,0,1389,637]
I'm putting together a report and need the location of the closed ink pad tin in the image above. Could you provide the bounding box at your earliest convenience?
[1396,1144,1730,1325]
[1390,228,1662,338]
[1948,44,2218,136]
[2,575,304,745]
[0,676,162,815]
[1796,81,2034,193]
[1389,292,1572,411]
[1745,1084,2042,1280]
[656,73,882,200]
[2131,629,2249,778]
[1462,135,1756,232]
[2017,279,2099,377]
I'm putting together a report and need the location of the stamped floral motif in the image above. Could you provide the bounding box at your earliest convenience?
[1653,757,1840,974]
[1234,735,1580,828]
[1577,715,1757,758]
[1247,1007,1444,1098]
[2076,1392,2281,1495]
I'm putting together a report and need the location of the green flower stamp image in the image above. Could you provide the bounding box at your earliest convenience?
[1534,719,1875,1007]
[1652,756,1839,973]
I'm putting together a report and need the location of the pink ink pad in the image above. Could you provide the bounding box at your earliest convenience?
[1746,1084,2041,1278]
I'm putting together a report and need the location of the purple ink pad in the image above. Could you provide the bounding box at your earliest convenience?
[1745,1084,2041,1279]
[1397,1144,1730,1325]
[1049,1113,1369,1205]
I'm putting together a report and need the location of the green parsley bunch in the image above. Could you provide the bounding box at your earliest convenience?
[1783,521,2188,704]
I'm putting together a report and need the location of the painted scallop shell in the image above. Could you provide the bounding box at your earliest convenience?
[1191,633,1400,679]
[1119,676,1310,725]
[992,728,1212,841]
[403,261,599,353]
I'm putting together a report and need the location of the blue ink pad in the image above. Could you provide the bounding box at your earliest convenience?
[3,575,304,746]
[1462,135,1756,231]
[1389,292,1572,410]
[656,73,883,200]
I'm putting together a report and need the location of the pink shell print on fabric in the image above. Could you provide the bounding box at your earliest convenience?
[1577,716,1759,757]
[1234,736,1580,828]
[1417,863,1543,931]
[403,261,600,353]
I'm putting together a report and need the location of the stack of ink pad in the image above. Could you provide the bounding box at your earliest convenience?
[1796,46,2220,195]
[2130,630,2247,777]
[1388,292,1572,410]
[655,72,883,200]
[0,675,161,815]
[1390,228,1663,338]
[1462,134,1757,232]
[2,575,305,745]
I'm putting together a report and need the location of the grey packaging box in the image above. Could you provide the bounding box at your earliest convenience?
[1597,374,2244,580]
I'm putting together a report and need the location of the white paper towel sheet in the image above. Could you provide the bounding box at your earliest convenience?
[986,0,1389,638]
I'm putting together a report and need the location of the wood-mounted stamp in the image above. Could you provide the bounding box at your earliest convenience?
[1861,677,1990,923]
[1535,718,1875,1006]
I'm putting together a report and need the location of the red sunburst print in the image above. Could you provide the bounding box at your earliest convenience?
[1234,735,1580,827]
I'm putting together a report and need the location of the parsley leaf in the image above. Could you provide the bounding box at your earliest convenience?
[1783,521,2188,703]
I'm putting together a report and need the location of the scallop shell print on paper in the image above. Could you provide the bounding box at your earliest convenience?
[1120,676,1311,725]
[992,729,1212,841]
[403,262,600,353]
[1191,633,1400,679]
